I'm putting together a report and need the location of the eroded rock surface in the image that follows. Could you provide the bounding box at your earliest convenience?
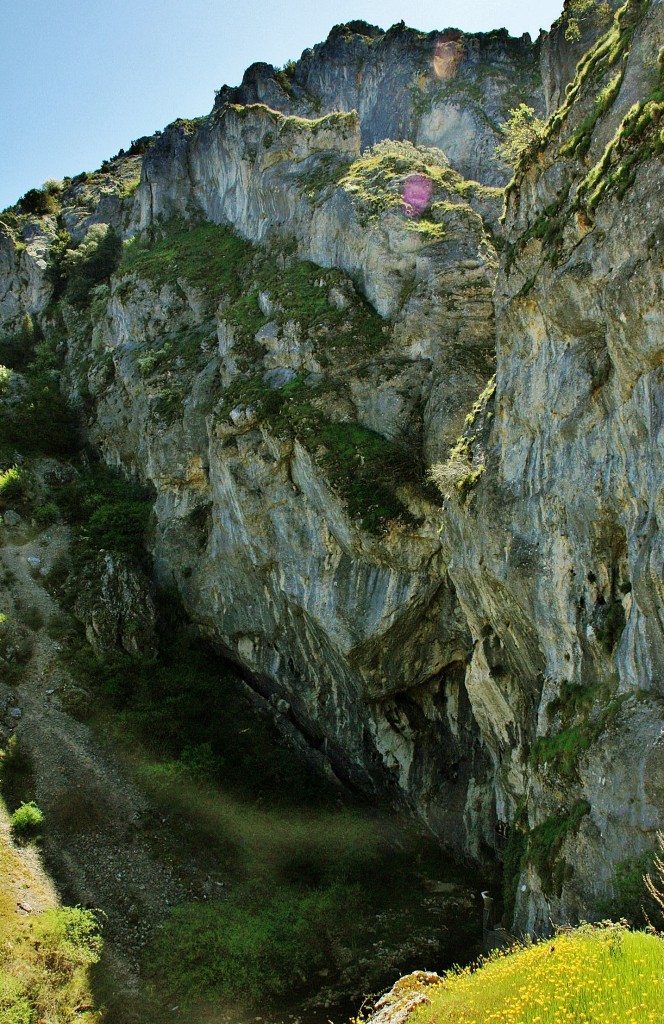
[1,1,663,931]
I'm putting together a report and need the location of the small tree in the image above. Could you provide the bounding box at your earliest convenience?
[495,104,546,168]
[19,187,59,217]
[11,801,44,839]
[55,223,123,306]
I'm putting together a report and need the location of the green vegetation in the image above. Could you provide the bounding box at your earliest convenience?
[0,881,102,1024]
[495,104,546,167]
[225,103,354,135]
[596,598,626,650]
[117,175,140,199]
[18,181,61,217]
[545,0,647,148]
[504,198,566,269]
[502,803,528,925]
[505,0,650,204]
[121,220,386,360]
[220,374,416,532]
[559,71,623,159]
[9,800,44,840]
[0,367,12,397]
[339,139,491,238]
[0,466,25,508]
[0,313,36,372]
[47,223,122,305]
[274,60,297,97]
[503,796,592,910]
[410,923,664,1024]
[527,800,590,897]
[296,152,352,198]
[0,331,79,465]
[49,589,329,805]
[598,849,661,925]
[429,375,495,503]
[148,881,359,1004]
[530,678,625,782]
[0,736,35,815]
[563,0,613,43]
[576,74,664,211]
[530,724,594,779]
[120,219,250,299]
[52,463,153,564]
[45,585,479,1011]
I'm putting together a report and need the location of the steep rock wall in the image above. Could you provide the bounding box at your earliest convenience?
[1,2,663,930]
[52,102,501,845]
[213,21,544,186]
[437,0,664,929]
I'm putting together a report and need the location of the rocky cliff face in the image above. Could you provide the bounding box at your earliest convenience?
[1,1,662,930]
[481,0,664,930]
[213,21,544,186]
[540,0,625,113]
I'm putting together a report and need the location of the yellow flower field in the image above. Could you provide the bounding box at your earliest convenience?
[411,924,664,1024]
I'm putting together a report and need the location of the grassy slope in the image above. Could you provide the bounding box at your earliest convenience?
[408,924,664,1024]
[0,797,102,1024]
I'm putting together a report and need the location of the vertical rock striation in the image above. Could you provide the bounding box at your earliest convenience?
[1,4,663,929]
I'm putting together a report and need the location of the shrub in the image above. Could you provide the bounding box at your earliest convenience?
[31,905,102,976]
[85,499,151,558]
[18,187,59,217]
[60,223,123,305]
[33,501,59,526]
[495,103,546,167]
[0,465,25,508]
[0,335,80,459]
[0,314,36,371]
[645,830,664,925]
[0,905,101,1022]
[0,365,13,396]
[10,801,44,839]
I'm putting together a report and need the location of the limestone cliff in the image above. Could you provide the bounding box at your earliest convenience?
[213,21,544,186]
[1,2,662,931]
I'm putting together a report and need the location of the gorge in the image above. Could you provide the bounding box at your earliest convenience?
[0,0,663,1016]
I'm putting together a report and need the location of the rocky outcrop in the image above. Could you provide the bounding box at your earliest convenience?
[0,219,56,327]
[59,138,498,832]
[213,21,544,185]
[539,0,625,113]
[74,552,157,659]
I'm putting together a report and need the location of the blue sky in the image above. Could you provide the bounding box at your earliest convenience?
[0,1,563,211]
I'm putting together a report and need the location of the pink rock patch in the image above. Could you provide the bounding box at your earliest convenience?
[402,174,432,218]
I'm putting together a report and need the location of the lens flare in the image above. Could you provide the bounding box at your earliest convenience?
[402,173,432,218]
[433,38,463,80]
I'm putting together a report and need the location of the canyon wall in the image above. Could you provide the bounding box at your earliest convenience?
[1,0,662,929]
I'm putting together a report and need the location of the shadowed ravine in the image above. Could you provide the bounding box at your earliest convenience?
[0,512,484,1022]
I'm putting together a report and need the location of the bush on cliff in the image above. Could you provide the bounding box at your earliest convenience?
[48,223,122,305]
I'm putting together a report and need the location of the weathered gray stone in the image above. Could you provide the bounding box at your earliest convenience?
[0,0,662,935]
[74,552,157,660]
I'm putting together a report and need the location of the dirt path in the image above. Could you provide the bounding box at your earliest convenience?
[0,522,187,1003]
